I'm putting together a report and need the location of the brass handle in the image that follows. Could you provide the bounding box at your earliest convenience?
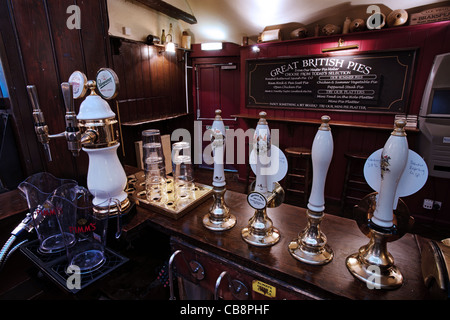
[168,250,205,300]
[214,271,249,300]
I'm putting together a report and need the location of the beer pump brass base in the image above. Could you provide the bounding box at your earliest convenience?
[345,192,413,290]
[241,224,280,247]
[289,209,333,265]
[203,186,236,231]
[203,214,236,231]
[345,229,403,290]
[241,183,284,247]
[94,197,130,216]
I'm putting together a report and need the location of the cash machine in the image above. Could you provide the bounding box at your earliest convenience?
[418,52,450,179]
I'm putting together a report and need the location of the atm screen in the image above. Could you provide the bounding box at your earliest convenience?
[431,89,450,115]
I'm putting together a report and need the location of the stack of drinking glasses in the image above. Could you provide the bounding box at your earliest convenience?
[142,129,167,203]
[172,141,194,207]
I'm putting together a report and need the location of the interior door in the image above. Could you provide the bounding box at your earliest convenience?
[195,62,240,171]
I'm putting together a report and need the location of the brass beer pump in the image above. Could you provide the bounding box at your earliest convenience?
[345,120,412,289]
[289,115,334,265]
[241,112,285,246]
[203,110,236,231]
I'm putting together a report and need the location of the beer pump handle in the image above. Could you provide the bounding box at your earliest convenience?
[61,82,81,156]
[26,85,52,161]
[61,82,74,112]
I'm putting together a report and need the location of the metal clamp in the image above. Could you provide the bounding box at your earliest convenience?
[214,271,249,300]
[168,250,205,300]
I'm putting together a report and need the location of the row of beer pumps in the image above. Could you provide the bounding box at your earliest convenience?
[205,109,428,290]
[27,67,427,290]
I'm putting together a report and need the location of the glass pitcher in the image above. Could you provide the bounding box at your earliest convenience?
[18,172,78,254]
[51,185,122,273]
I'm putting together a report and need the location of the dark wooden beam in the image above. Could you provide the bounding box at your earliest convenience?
[135,0,197,24]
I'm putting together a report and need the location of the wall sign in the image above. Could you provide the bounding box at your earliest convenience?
[246,49,416,113]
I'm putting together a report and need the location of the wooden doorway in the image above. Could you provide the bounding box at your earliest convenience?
[194,61,240,172]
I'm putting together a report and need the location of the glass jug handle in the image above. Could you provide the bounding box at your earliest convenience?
[110,198,123,239]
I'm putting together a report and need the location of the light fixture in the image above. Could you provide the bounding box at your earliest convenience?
[201,42,223,51]
[260,29,280,42]
[322,38,359,53]
[165,40,176,53]
[165,23,176,53]
[252,45,260,53]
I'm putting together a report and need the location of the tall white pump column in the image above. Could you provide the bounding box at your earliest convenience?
[70,69,129,211]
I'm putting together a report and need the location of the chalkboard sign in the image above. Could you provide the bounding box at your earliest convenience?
[246,49,416,113]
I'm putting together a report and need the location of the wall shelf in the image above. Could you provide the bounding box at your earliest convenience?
[122,113,190,127]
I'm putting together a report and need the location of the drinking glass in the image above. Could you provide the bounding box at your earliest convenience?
[172,142,194,206]
[142,129,167,202]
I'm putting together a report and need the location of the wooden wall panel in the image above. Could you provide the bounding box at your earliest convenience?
[77,0,110,79]
[5,0,111,182]
[111,37,188,125]
[109,37,190,167]
[11,0,73,178]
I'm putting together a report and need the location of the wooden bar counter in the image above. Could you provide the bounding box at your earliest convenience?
[124,188,429,300]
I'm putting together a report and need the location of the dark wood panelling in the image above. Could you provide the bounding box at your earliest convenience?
[11,0,73,178]
[111,37,188,125]
[0,2,41,177]
[110,37,191,167]
[3,0,111,182]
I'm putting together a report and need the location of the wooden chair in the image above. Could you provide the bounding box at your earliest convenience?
[284,147,312,207]
[340,151,372,217]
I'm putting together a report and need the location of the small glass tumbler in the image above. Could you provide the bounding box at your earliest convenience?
[142,129,167,202]
[145,158,166,202]
[142,129,166,175]
[172,142,194,206]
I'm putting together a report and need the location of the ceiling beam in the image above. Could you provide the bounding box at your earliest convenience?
[135,0,197,24]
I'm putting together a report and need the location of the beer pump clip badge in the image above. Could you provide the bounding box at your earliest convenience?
[96,68,119,100]
[68,68,119,100]
[247,192,267,210]
[68,71,87,99]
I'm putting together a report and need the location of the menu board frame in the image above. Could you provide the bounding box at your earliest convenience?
[246,48,417,114]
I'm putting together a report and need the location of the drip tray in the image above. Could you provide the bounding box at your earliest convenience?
[126,171,214,220]
[20,239,129,294]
